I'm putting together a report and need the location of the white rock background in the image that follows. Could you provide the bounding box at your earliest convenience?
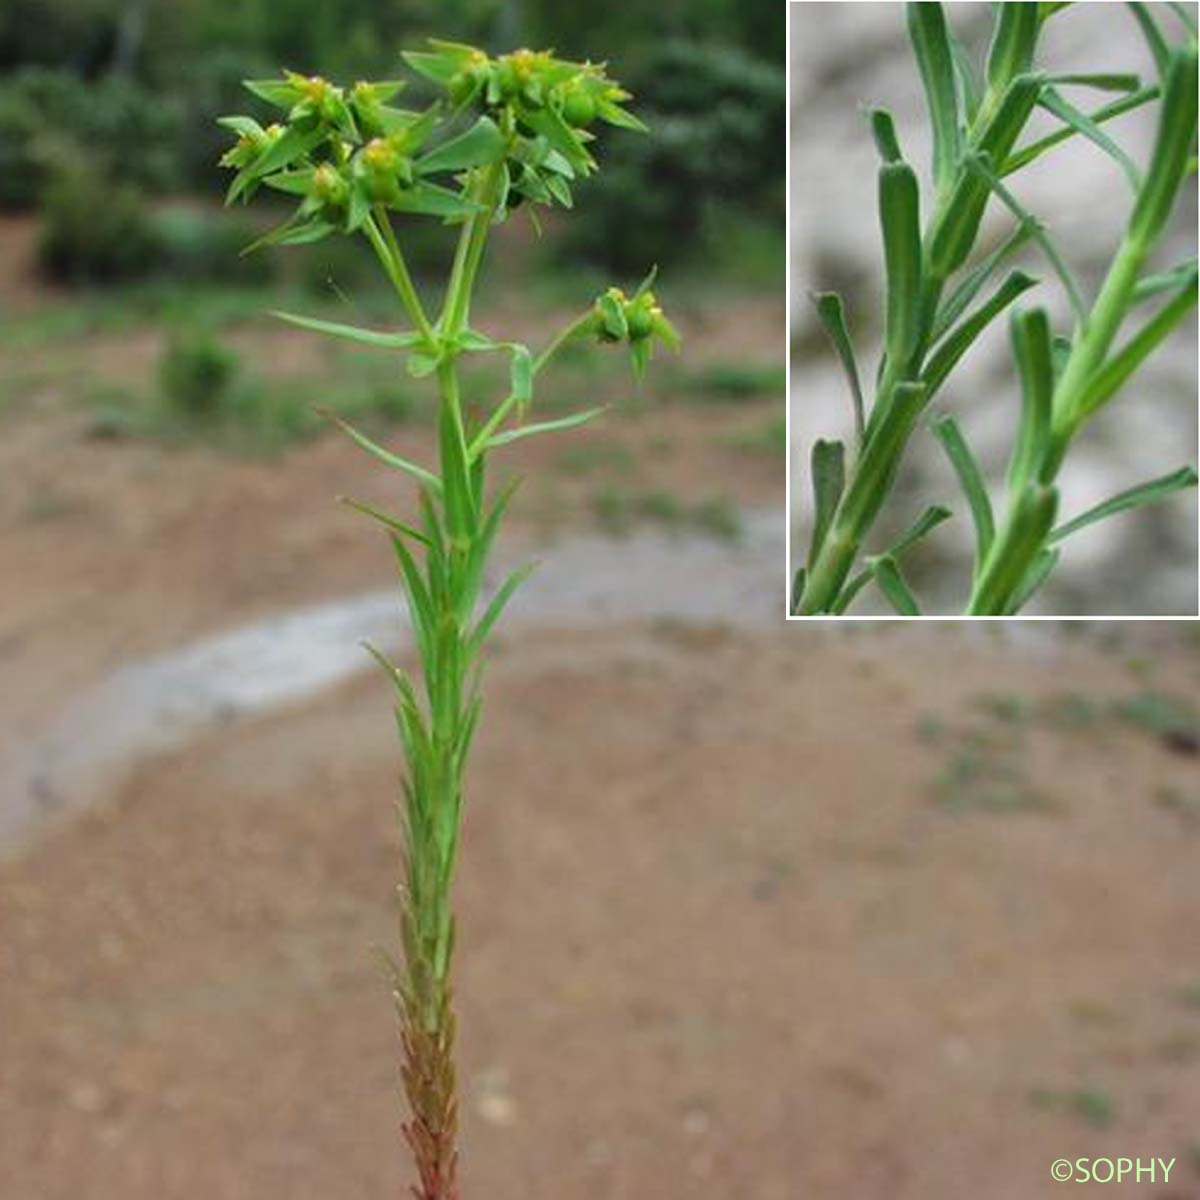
[789,1,1198,615]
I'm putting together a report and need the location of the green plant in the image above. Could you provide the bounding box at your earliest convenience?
[220,41,678,1199]
[793,3,1198,615]
[160,325,241,419]
[37,161,165,283]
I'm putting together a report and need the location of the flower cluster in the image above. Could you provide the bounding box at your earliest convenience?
[218,41,645,250]
[590,269,681,376]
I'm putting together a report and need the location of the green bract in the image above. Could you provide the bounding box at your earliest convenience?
[220,40,676,1200]
[794,3,1198,617]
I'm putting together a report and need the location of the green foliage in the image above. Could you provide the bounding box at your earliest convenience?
[0,67,179,211]
[37,164,163,283]
[160,326,241,419]
[794,3,1198,616]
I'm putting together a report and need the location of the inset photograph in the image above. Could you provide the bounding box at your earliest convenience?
[788,1,1198,616]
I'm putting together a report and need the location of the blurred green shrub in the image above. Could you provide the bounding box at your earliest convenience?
[0,67,179,210]
[37,164,164,283]
[561,40,784,272]
[160,325,241,419]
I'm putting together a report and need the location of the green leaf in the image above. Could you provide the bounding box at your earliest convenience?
[321,410,442,493]
[968,484,1059,615]
[1045,72,1142,92]
[337,495,430,545]
[933,414,995,567]
[469,562,537,656]
[1128,44,1199,249]
[923,269,1039,399]
[869,108,903,163]
[1038,86,1141,191]
[508,342,533,416]
[633,265,659,299]
[833,505,951,614]
[966,154,1086,323]
[522,107,594,175]
[271,310,424,349]
[597,291,627,340]
[240,218,336,255]
[485,406,608,449]
[1007,547,1059,613]
[1050,465,1198,543]
[879,161,923,371]
[871,554,921,615]
[405,350,440,378]
[1007,306,1054,491]
[252,126,326,178]
[1076,269,1199,419]
[790,567,806,616]
[931,220,1036,342]
[809,291,865,442]
[595,98,649,132]
[949,33,982,123]
[808,439,845,571]
[1132,259,1198,304]
[1004,85,1159,175]
[926,75,1043,280]
[402,48,468,88]
[389,181,480,219]
[838,382,926,537]
[986,1,1039,91]
[416,116,506,176]
[1128,3,1171,77]
[262,168,315,196]
[243,78,301,108]
[907,2,961,192]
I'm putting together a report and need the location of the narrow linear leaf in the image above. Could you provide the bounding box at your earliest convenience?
[1007,546,1059,613]
[1004,85,1159,174]
[949,33,982,123]
[240,218,336,256]
[809,291,865,442]
[967,155,1087,324]
[838,382,926,537]
[469,562,537,655]
[907,2,961,192]
[485,406,608,449]
[932,220,1036,342]
[833,504,952,614]
[871,554,921,615]
[986,1,1039,91]
[869,108,903,163]
[923,269,1039,399]
[879,161,923,370]
[272,310,424,349]
[321,410,442,493]
[1077,270,1199,418]
[790,567,807,616]
[1050,465,1198,543]
[1007,306,1054,491]
[1128,43,1199,249]
[1046,72,1142,92]
[933,415,995,566]
[338,495,431,545]
[968,484,1059,615]
[1038,86,1142,190]
[1132,260,1198,303]
[808,439,846,571]
[1128,3,1171,77]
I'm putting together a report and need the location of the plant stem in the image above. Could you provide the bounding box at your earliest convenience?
[364,209,436,343]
